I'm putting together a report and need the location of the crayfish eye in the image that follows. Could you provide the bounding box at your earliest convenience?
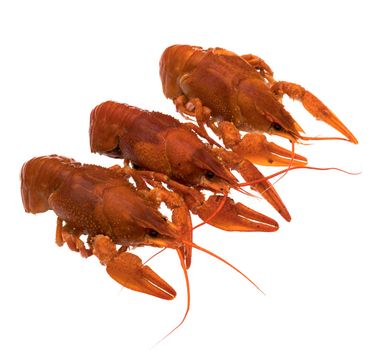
[148,230,159,238]
[205,171,215,179]
[272,122,283,131]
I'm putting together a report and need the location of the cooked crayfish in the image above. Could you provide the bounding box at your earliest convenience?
[160,45,358,166]
[21,154,266,340]
[89,100,289,227]
[20,155,193,299]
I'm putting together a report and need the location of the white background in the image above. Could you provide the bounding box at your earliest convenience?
[1,1,388,349]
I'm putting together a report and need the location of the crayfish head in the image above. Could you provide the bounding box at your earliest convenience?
[191,148,238,193]
[236,78,305,143]
[165,128,237,192]
[104,186,182,249]
[143,228,181,250]
[198,170,231,193]
[266,120,303,143]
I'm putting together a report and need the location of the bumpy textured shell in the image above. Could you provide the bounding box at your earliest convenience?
[20,155,176,246]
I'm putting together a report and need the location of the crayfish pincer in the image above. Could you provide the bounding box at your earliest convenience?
[160,45,358,166]
[20,155,195,299]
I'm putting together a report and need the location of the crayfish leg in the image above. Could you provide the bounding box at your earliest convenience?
[241,53,275,85]
[236,159,291,222]
[174,95,196,120]
[271,81,358,144]
[147,187,193,269]
[55,217,64,246]
[212,143,291,222]
[174,95,218,145]
[56,220,92,258]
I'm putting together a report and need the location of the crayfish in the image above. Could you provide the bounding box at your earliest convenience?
[20,155,192,299]
[89,101,288,231]
[160,45,358,166]
[21,154,263,338]
[20,43,359,342]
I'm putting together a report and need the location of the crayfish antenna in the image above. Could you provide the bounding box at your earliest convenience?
[300,135,352,142]
[234,185,258,198]
[142,247,167,266]
[238,165,361,187]
[154,249,191,346]
[237,140,360,189]
[180,238,265,295]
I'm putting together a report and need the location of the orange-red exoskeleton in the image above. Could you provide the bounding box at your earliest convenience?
[159,45,358,166]
[20,154,266,339]
[89,100,289,227]
[20,155,193,299]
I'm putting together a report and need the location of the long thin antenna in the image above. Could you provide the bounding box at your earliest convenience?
[300,135,351,142]
[142,247,167,266]
[154,249,191,346]
[238,166,360,187]
[180,238,265,295]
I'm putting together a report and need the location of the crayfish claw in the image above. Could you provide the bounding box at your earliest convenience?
[271,81,358,144]
[197,195,279,232]
[93,235,176,300]
[236,160,291,222]
[106,252,177,300]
